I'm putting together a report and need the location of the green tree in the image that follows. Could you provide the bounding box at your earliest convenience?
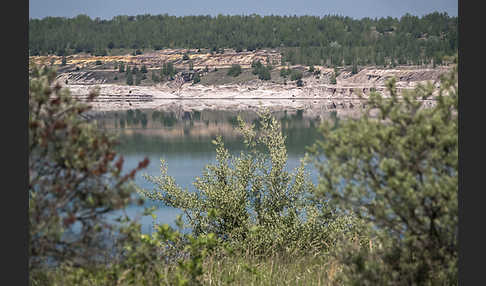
[126,70,134,85]
[135,71,142,85]
[227,64,242,77]
[351,61,358,74]
[329,72,337,84]
[29,65,148,271]
[290,69,303,81]
[309,64,458,284]
[193,72,201,84]
[119,62,125,73]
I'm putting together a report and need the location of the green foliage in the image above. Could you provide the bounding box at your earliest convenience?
[161,62,176,80]
[193,72,201,84]
[290,69,303,81]
[330,72,337,84]
[126,70,133,85]
[25,10,456,64]
[28,65,149,271]
[308,65,315,73]
[251,61,271,80]
[141,64,148,73]
[280,68,290,78]
[227,64,242,77]
[352,62,358,74]
[135,72,142,85]
[95,60,102,65]
[119,62,125,73]
[309,64,458,284]
[141,110,363,256]
[151,71,160,83]
[30,211,218,286]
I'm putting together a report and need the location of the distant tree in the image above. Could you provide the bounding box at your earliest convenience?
[193,72,201,84]
[119,62,125,73]
[135,72,143,85]
[290,70,303,81]
[308,65,315,73]
[227,64,242,77]
[280,68,290,78]
[352,62,358,74]
[330,72,337,84]
[151,71,160,83]
[258,67,271,80]
[126,71,134,85]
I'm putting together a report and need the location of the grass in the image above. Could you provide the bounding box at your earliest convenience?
[31,250,344,286]
[201,252,341,286]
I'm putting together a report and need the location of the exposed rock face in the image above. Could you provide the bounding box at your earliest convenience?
[30,49,282,70]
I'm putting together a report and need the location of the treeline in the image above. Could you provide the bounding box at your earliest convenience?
[29,13,457,66]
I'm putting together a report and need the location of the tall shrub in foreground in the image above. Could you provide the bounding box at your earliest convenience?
[309,63,458,284]
[141,110,365,256]
[29,65,149,271]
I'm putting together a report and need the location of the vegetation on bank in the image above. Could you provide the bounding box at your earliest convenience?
[29,12,457,66]
[29,58,457,285]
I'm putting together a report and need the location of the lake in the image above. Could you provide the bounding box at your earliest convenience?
[93,105,339,233]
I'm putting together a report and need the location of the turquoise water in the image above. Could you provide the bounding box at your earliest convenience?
[95,108,333,233]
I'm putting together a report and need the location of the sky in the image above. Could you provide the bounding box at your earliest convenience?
[29,0,457,20]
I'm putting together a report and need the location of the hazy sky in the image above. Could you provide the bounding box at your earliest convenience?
[29,0,457,20]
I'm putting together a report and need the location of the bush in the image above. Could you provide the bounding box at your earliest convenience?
[227,64,242,77]
[193,72,201,84]
[29,65,148,271]
[309,64,458,284]
[95,60,103,65]
[280,68,290,78]
[141,110,363,256]
[290,70,303,81]
[252,60,271,81]
[330,72,337,84]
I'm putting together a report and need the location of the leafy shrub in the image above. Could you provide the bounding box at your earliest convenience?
[280,68,290,78]
[290,70,303,81]
[141,110,363,256]
[330,72,337,84]
[309,64,458,284]
[193,72,201,84]
[227,64,242,77]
